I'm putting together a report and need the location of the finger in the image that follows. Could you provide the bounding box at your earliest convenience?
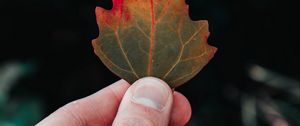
[112,77,173,126]
[169,92,192,126]
[36,79,130,126]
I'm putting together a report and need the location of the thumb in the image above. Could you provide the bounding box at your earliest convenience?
[113,77,173,126]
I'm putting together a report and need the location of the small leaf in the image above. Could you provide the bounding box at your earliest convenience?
[92,0,217,88]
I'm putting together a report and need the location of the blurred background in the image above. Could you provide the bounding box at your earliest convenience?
[0,0,299,125]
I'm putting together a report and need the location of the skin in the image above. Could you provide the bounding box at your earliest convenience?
[36,77,191,126]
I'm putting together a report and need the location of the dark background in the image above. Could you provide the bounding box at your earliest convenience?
[1,0,299,125]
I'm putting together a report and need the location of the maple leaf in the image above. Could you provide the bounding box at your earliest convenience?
[92,0,217,87]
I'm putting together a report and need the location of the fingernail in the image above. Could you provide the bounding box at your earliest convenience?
[131,77,170,111]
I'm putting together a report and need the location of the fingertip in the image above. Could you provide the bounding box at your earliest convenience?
[110,79,131,89]
[169,91,192,126]
[113,77,173,126]
[130,77,172,111]
[99,79,130,96]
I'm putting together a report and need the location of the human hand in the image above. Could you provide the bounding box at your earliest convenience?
[36,77,191,126]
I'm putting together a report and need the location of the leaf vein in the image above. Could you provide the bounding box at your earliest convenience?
[181,51,207,62]
[163,44,184,79]
[135,23,151,39]
[169,68,199,85]
[183,23,206,46]
[156,0,172,23]
[96,41,133,73]
[114,31,139,79]
[138,40,149,55]
[163,23,206,79]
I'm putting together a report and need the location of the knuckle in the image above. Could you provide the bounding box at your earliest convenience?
[60,100,87,126]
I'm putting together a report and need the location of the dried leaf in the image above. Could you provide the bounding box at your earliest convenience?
[92,0,217,87]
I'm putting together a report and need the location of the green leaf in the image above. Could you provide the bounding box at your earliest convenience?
[92,0,217,87]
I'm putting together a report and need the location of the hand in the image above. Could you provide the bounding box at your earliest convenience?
[36,77,191,126]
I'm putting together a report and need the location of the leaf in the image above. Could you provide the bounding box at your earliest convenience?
[92,0,217,88]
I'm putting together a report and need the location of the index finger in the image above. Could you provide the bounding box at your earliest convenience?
[36,79,130,126]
